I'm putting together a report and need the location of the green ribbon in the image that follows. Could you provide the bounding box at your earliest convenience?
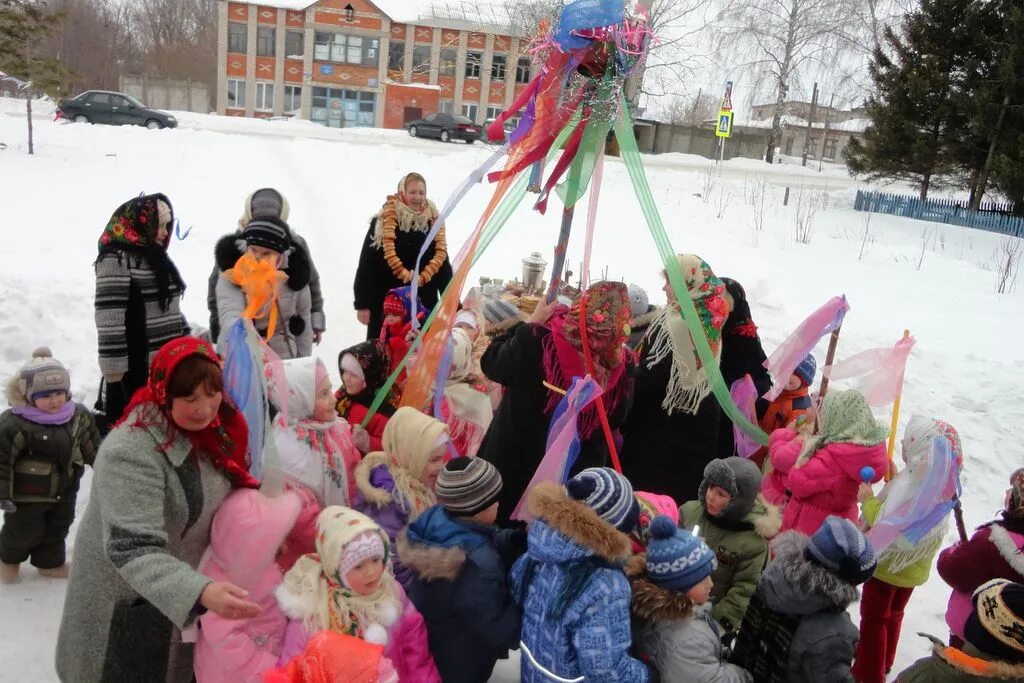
[613,96,769,446]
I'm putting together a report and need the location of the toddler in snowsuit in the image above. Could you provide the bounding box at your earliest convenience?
[194,489,303,683]
[336,339,398,454]
[510,467,656,682]
[354,406,448,588]
[629,515,753,682]
[680,457,782,634]
[0,348,99,583]
[275,505,440,682]
[753,354,815,468]
[896,578,1024,682]
[398,457,523,683]
[730,516,876,681]
[767,389,888,535]
[379,285,424,387]
[936,467,1024,646]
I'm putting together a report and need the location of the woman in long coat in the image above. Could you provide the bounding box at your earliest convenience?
[620,254,730,504]
[56,337,261,682]
[353,172,454,340]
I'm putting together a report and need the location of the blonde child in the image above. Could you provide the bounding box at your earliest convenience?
[275,506,440,682]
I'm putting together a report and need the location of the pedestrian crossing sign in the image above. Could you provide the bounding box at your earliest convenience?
[716,110,733,138]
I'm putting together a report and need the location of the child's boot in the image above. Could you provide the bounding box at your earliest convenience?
[0,562,19,584]
[38,564,70,579]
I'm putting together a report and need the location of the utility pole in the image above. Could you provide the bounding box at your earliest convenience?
[818,92,835,172]
[802,82,818,167]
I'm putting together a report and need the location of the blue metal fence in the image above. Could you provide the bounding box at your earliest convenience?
[854,190,1024,237]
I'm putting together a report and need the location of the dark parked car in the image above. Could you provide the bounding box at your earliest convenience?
[406,112,481,143]
[56,90,178,129]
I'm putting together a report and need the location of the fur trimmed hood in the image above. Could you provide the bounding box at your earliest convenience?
[396,528,467,581]
[626,555,697,622]
[526,482,633,563]
[5,375,27,408]
[915,635,1024,680]
[989,524,1024,576]
[354,451,397,508]
[760,530,860,614]
[214,232,311,291]
[630,307,661,331]
[752,496,784,539]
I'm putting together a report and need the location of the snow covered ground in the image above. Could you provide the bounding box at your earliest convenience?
[1,109,1023,682]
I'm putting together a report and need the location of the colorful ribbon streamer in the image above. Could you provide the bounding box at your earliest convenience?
[764,295,850,401]
[824,334,916,407]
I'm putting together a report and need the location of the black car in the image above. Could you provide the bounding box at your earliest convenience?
[56,90,178,129]
[406,112,481,143]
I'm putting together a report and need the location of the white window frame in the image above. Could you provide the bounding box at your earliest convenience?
[465,52,482,79]
[486,105,502,120]
[227,79,246,108]
[255,82,274,111]
[462,103,478,121]
[439,100,453,114]
[283,85,302,114]
[490,54,506,81]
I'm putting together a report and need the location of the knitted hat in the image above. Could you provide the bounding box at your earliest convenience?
[242,215,291,254]
[337,530,388,587]
[805,516,877,586]
[794,354,817,388]
[18,347,71,402]
[646,515,717,592]
[249,188,289,220]
[566,467,640,533]
[627,284,649,318]
[698,457,762,521]
[965,579,1024,663]
[382,291,407,319]
[483,298,520,325]
[1006,469,1024,519]
[435,457,503,516]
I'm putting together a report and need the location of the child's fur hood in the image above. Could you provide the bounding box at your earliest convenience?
[752,495,784,539]
[395,528,467,581]
[767,530,859,608]
[5,376,27,408]
[354,451,395,508]
[918,635,1024,679]
[527,481,633,563]
[214,232,311,291]
[626,554,696,622]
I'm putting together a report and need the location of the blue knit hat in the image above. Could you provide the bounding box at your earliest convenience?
[794,354,817,388]
[805,516,876,585]
[566,467,640,533]
[646,516,717,592]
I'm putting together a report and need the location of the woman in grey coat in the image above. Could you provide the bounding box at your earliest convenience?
[56,337,261,683]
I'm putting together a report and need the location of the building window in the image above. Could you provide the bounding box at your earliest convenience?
[387,42,404,72]
[439,100,453,114]
[438,48,456,77]
[257,27,275,57]
[465,51,482,79]
[490,54,506,81]
[412,45,431,73]
[310,86,376,128]
[823,137,839,160]
[462,103,478,121]
[227,79,246,108]
[486,105,502,120]
[285,30,304,58]
[228,22,247,54]
[515,57,531,84]
[255,82,274,111]
[284,85,301,113]
[314,32,378,66]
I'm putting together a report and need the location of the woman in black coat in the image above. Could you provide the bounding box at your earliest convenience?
[478,283,635,524]
[716,277,773,458]
[353,172,454,340]
[620,254,730,504]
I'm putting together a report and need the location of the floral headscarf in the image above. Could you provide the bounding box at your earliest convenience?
[797,389,888,465]
[119,336,258,488]
[643,254,729,415]
[335,340,399,418]
[97,193,185,310]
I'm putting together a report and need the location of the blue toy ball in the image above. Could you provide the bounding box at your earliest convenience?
[860,466,875,483]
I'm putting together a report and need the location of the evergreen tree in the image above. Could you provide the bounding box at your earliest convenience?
[0,0,71,95]
[984,0,1024,214]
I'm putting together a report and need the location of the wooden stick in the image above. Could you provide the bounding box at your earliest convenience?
[885,329,912,482]
[954,500,969,542]
[814,326,843,431]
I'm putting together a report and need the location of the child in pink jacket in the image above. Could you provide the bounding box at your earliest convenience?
[768,389,888,536]
[194,488,303,683]
[275,505,440,683]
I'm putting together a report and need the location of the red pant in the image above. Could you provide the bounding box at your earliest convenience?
[852,578,915,683]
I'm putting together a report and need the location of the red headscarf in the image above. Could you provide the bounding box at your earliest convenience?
[119,337,259,488]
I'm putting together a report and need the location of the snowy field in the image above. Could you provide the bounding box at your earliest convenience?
[1,108,1023,682]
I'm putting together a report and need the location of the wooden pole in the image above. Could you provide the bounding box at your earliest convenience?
[818,92,835,173]
[802,82,818,167]
[885,329,912,481]
[813,326,842,431]
[25,88,34,156]
[953,500,968,542]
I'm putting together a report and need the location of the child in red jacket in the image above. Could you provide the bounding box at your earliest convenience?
[379,286,425,386]
[337,340,399,453]
[752,354,816,469]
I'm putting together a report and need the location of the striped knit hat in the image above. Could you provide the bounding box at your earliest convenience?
[242,215,291,255]
[646,515,717,592]
[795,354,817,388]
[483,298,520,325]
[435,457,503,516]
[567,467,640,533]
[18,347,71,402]
[805,516,877,585]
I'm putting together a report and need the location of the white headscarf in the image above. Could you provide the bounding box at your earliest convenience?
[443,328,493,456]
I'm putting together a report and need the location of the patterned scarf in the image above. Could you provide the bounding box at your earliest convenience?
[443,328,493,455]
[335,340,399,418]
[642,254,729,415]
[97,193,185,310]
[119,337,258,489]
[541,282,631,439]
[797,389,889,465]
[369,175,440,249]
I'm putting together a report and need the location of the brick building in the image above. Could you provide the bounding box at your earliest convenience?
[216,0,534,128]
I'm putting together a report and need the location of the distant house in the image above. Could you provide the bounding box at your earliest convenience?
[216,0,536,128]
[749,100,869,162]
